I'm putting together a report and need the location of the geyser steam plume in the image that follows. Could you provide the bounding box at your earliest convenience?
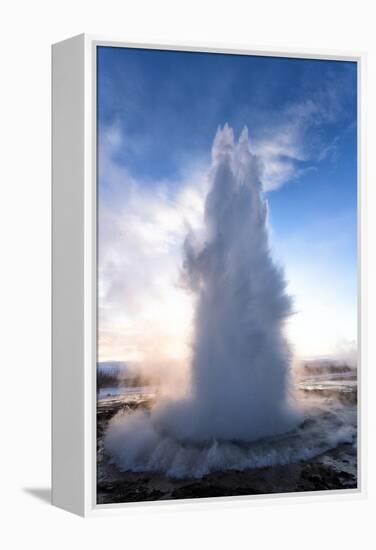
[105,125,302,476]
[154,124,301,442]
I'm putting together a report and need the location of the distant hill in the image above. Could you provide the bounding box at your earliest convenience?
[97,361,149,388]
[301,358,356,376]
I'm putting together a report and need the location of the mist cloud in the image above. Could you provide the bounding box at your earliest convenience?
[104,125,303,476]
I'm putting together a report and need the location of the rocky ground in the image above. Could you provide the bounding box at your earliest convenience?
[96,396,357,505]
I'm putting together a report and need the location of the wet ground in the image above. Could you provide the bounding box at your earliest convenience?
[96,379,357,504]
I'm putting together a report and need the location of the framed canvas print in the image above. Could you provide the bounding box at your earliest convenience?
[52,35,364,516]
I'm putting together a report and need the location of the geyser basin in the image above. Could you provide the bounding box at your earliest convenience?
[104,402,355,479]
[105,125,303,475]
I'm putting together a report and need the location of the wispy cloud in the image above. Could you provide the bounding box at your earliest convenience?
[251,91,348,190]
[98,128,208,366]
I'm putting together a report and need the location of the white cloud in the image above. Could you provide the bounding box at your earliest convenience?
[251,95,341,190]
[98,127,208,368]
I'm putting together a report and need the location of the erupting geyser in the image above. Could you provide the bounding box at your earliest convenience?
[104,125,303,477]
[154,124,301,442]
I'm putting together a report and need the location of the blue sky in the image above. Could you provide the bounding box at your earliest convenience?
[97,46,357,362]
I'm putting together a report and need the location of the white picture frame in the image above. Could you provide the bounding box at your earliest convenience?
[52,34,365,517]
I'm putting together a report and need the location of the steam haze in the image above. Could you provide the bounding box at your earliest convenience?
[104,127,306,475]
